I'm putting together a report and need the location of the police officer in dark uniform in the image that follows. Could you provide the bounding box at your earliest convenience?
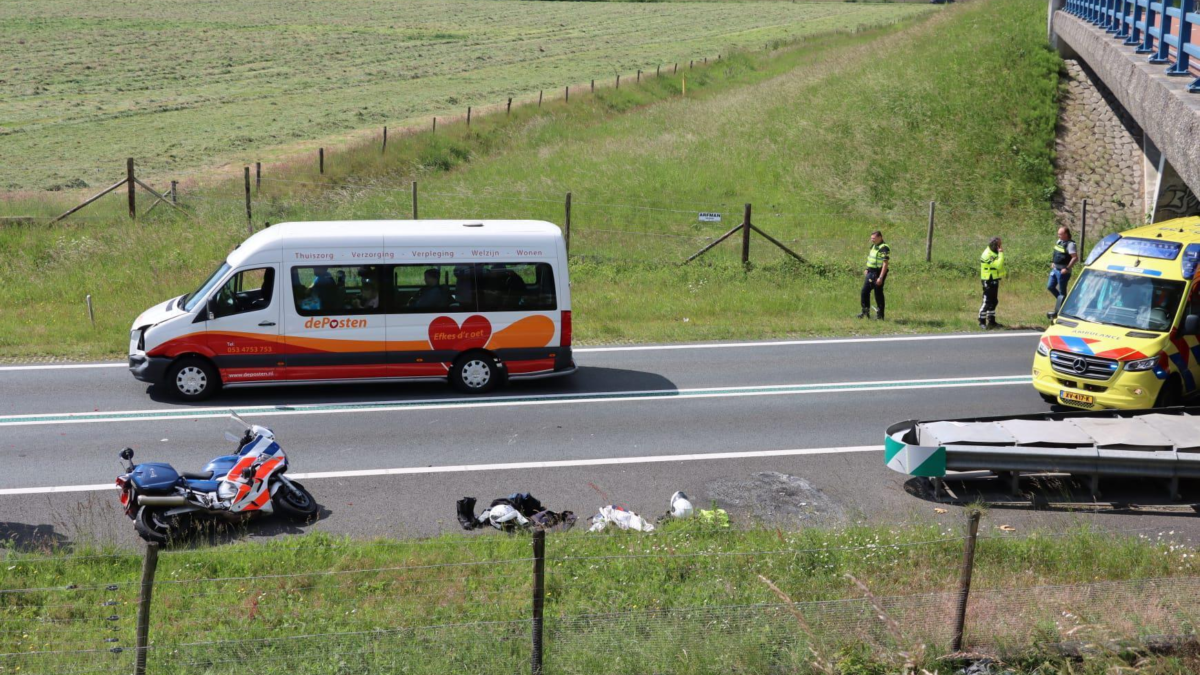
[858,230,890,320]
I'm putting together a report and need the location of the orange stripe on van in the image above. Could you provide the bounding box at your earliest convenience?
[485,315,556,351]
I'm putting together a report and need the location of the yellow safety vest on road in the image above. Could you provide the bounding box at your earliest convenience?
[980,247,1006,280]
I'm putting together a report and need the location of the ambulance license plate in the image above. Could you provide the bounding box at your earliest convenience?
[1059,390,1093,405]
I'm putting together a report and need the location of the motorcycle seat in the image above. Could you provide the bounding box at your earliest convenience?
[183,478,222,493]
[181,471,213,480]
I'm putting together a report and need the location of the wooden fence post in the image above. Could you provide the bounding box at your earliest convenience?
[412,181,418,220]
[244,167,252,232]
[656,65,660,77]
[741,203,752,267]
[531,529,546,675]
[539,90,543,107]
[591,79,595,93]
[674,63,678,74]
[133,543,160,675]
[467,106,472,127]
[319,148,324,174]
[950,511,981,652]
[170,181,178,205]
[255,162,261,191]
[616,75,620,89]
[86,295,95,329]
[1080,198,1088,255]
[382,126,387,153]
[127,158,136,220]
[637,69,641,83]
[926,201,936,263]
[690,60,694,69]
[508,97,513,115]
[565,191,572,254]
[565,86,569,103]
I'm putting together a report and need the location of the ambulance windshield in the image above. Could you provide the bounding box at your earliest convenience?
[1060,269,1185,332]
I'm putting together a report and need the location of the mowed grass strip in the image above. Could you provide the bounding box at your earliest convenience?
[0,0,1064,360]
[0,0,929,192]
[2,524,1199,674]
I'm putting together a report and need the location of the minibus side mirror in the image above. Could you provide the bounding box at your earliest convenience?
[1185,314,1200,336]
[206,296,216,321]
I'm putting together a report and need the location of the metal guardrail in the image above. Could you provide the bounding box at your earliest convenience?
[1064,0,1200,92]
[885,405,1200,500]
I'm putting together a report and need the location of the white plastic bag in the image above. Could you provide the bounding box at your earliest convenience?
[588,505,655,533]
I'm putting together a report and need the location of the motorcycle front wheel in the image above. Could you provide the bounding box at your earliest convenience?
[134,506,174,544]
[273,480,318,522]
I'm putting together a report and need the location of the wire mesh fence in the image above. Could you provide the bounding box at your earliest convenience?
[5,520,1198,673]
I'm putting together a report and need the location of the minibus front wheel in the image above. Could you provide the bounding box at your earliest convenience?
[164,356,221,402]
[450,351,505,395]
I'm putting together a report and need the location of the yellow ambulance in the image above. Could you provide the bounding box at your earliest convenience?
[1032,216,1200,409]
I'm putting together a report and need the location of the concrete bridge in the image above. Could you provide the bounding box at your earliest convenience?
[1049,0,1200,223]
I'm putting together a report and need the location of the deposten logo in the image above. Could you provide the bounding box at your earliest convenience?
[304,317,368,329]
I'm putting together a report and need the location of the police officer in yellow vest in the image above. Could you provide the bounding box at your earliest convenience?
[978,236,1006,329]
[857,230,890,320]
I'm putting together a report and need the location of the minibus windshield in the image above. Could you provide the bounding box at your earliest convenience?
[183,263,231,312]
[1059,269,1185,332]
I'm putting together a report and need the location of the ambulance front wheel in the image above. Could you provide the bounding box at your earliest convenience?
[165,357,221,402]
[1154,376,1183,408]
[450,351,505,394]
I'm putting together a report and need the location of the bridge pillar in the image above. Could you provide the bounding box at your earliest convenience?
[1049,5,1200,224]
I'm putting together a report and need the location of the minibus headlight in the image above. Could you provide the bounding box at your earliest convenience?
[1125,356,1158,372]
[1036,342,1049,357]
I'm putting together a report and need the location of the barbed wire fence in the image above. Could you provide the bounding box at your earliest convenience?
[5,516,1200,675]
[34,163,1135,275]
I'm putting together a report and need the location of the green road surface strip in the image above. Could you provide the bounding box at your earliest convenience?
[0,375,1031,426]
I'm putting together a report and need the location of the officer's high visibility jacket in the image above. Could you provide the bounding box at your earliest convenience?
[980,247,1006,280]
[866,243,890,269]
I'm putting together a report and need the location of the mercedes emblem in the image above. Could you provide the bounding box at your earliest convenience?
[1071,357,1088,375]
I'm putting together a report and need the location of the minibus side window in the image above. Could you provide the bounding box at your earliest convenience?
[290,265,381,316]
[210,268,274,319]
[477,263,556,312]
[389,264,476,313]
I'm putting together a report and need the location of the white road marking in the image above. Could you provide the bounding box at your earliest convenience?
[0,445,878,495]
[576,331,1041,353]
[0,363,127,372]
[0,375,1031,427]
[0,332,1041,372]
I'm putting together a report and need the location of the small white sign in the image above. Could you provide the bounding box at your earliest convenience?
[698,212,722,222]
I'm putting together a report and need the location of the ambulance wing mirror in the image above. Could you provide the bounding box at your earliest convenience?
[1185,314,1200,336]
[206,296,216,321]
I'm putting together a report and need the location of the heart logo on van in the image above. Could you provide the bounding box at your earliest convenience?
[428,316,492,352]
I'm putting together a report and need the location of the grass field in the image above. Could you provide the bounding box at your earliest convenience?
[3,522,1199,674]
[0,0,1069,361]
[0,0,931,192]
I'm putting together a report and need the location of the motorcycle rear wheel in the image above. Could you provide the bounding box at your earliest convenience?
[134,506,174,544]
[273,481,318,522]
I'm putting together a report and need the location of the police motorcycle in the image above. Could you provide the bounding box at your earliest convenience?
[116,413,318,543]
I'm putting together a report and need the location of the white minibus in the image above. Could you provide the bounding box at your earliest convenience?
[128,220,575,400]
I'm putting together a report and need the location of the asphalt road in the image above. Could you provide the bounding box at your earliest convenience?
[3,332,1197,549]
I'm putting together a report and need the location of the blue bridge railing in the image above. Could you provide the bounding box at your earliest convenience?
[1063,0,1200,92]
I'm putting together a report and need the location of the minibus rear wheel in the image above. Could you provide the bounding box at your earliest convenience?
[450,351,504,394]
[165,357,221,402]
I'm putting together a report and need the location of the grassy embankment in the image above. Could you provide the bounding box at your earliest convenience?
[0,0,926,192]
[0,0,1064,360]
[3,522,1199,674]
